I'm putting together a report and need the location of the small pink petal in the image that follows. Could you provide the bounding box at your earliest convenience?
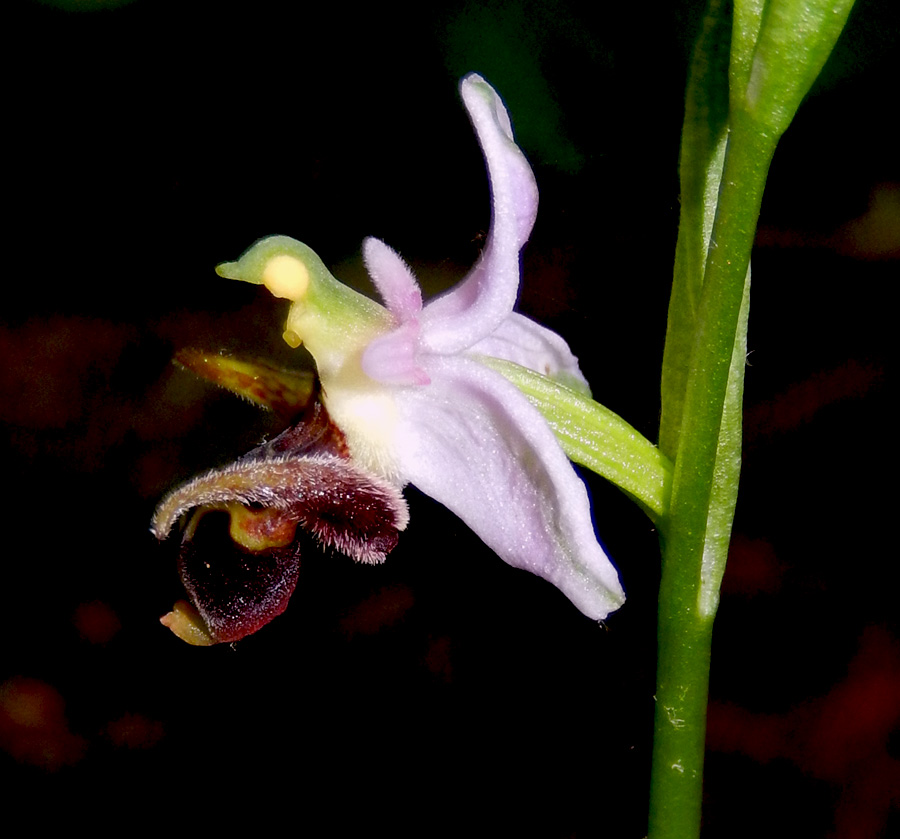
[362,237,423,322]
[362,319,431,386]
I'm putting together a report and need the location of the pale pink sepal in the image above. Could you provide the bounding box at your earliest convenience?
[393,355,625,620]
[420,74,539,355]
[469,311,589,391]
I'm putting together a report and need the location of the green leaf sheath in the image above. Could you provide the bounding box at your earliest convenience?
[649,112,770,839]
[731,0,858,135]
[698,268,750,619]
[659,0,732,459]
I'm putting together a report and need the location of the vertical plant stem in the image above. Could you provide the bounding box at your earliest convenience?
[647,117,777,839]
[647,1,855,833]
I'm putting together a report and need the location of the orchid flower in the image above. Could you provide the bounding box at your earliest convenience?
[152,74,625,644]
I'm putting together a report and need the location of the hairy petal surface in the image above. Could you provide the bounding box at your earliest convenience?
[420,74,539,354]
[175,513,303,644]
[360,237,430,385]
[362,237,422,321]
[152,455,409,564]
[392,356,625,620]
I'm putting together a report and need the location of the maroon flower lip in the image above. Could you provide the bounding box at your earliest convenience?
[151,353,408,646]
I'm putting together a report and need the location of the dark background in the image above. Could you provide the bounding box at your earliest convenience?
[3,0,897,835]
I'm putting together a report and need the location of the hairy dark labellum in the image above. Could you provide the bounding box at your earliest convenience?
[151,353,408,645]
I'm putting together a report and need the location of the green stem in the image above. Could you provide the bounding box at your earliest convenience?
[649,0,855,833]
[648,113,777,839]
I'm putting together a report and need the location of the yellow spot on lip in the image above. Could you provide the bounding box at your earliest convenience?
[263,255,309,301]
[160,600,216,646]
[283,329,302,348]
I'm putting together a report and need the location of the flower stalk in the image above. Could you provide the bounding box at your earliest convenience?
[646,1,856,836]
